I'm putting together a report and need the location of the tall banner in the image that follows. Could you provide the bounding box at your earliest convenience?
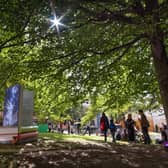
[3,84,21,126]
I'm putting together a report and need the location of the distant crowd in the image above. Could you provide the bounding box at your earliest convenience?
[45,109,168,145]
[100,109,168,145]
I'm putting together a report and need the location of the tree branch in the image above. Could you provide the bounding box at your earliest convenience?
[77,2,140,25]
[133,0,145,16]
[86,34,145,55]
[1,40,35,50]
[0,6,35,51]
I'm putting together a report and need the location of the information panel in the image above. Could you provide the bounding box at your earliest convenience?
[20,90,34,126]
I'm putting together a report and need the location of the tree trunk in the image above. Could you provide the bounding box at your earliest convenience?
[151,36,168,124]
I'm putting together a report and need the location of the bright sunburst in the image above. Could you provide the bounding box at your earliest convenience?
[49,13,66,34]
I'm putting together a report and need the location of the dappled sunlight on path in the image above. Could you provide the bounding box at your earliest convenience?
[0,136,168,168]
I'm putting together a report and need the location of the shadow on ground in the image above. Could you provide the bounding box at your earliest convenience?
[0,138,168,168]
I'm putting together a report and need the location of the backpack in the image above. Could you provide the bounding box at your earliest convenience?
[100,121,105,131]
[109,123,116,131]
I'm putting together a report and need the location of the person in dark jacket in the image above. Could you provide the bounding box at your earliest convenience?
[138,109,151,144]
[100,112,109,142]
[126,114,135,142]
[109,119,116,142]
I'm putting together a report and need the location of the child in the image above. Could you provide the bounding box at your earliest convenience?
[109,119,116,142]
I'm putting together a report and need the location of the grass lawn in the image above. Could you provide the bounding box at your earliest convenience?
[39,132,129,145]
[39,131,160,145]
[39,132,104,142]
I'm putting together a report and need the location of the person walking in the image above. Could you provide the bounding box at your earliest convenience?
[100,112,109,142]
[83,123,91,136]
[109,119,116,143]
[138,109,151,144]
[125,114,135,142]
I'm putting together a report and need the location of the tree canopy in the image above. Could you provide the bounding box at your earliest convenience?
[0,0,168,123]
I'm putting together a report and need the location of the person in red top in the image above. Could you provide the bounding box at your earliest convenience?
[100,112,109,142]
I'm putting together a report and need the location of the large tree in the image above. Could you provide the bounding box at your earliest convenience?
[74,0,168,123]
[0,0,168,123]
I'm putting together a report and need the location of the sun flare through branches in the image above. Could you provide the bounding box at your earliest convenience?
[49,13,66,34]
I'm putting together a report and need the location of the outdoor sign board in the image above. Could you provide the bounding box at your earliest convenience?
[3,84,20,126]
[1,84,37,144]
[19,90,34,127]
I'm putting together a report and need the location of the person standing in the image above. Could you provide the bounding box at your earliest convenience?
[100,112,109,142]
[125,114,135,142]
[138,109,151,144]
[48,122,52,132]
[76,119,81,135]
[155,124,159,132]
[109,119,116,143]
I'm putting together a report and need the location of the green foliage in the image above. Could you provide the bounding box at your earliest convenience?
[0,0,167,121]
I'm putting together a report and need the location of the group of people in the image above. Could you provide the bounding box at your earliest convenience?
[100,110,151,144]
[125,109,151,144]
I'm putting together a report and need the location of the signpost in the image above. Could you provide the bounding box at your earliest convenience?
[0,84,38,144]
